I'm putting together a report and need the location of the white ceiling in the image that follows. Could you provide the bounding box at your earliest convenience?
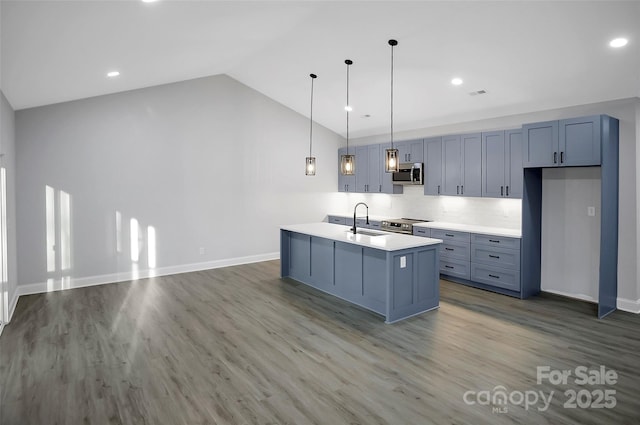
[2,0,639,138]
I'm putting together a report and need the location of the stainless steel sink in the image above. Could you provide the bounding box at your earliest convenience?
[346,229,386,237]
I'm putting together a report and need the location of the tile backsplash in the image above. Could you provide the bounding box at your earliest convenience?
[333,185,522,229]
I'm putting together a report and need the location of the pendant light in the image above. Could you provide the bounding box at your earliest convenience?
[305,73,317,176]
[340,59,355,175]
[385,39,399,173]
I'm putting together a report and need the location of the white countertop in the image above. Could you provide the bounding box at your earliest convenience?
[281,222,442,252]
[413,221,522,238]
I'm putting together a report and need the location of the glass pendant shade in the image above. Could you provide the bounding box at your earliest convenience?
[305,157,316,176]
[385,148,399,173]
[340,154,355,175]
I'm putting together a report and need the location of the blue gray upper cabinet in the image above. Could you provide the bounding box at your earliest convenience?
[424,137,442,196]
[523,115,601,168]
[395,139,424,163]
[338,147,356,192]
[355,145,377,193]
[481,130,523,198]
[442,133,481,197]
[442,135,463,196]
[560,116,601,166]
[462,133,482,197]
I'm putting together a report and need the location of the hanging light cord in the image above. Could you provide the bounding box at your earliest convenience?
[390,41,395,149]
[346,60,351,155]
[309,74,316,157]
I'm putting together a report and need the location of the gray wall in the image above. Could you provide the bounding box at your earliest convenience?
[16,75,344,289]
[353,97,640,307]
[1,91,18,321]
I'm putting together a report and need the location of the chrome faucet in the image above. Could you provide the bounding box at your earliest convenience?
[352,202,369,234]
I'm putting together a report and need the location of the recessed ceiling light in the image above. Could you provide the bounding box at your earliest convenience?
[106,71,120,78]
[344,105,353,112]
[451,78,463,86]
[609,37,628,48]
[141,0,158,3]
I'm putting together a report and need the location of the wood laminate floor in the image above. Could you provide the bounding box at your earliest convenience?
[1,260,639,425]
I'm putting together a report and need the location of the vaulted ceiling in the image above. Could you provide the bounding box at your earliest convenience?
[2,0,639,138]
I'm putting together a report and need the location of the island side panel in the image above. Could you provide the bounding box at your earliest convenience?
[280,230,290,278]
[386,246,440,323]
[334,242,363,301]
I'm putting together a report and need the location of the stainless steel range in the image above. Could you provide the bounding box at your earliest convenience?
[380,218,430,235]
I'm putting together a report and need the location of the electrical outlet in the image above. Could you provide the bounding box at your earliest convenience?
[400,256,406,268]
[199,247,205,255]
[587,207,596,217]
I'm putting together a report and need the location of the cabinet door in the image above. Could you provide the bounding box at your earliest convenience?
[394,139,424,163]
[481,131,506,198]
[523,120,558,167]
[559,116,601,166]
[461,133,482,197]
[338,147,356,192]
[367,144,382,192]
[355,145,369,192]
[424,137,442,195]
[408,139,424,163]
[441,135,462,196]
[505,129,523,198]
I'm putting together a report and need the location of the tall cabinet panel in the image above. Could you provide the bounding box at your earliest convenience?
[424,137,442,196]
[461,133,482,197]
[368,144,382,193]
[481,131,506,198]
[355,145,370,193]
[441,135,462,196]
[505,129,523,198]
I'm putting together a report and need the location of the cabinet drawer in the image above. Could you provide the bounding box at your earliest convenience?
[328,215,346,225]
[440,258,470,280]
[471,233,520,250]
[412,227,430,237]
[471,263,521,292]
[471,245,520,270]
[431,229,470,243]
[440,241,470,261]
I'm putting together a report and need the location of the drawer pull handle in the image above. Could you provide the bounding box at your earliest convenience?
[445,248,454,251]
[489,239,500,243]
[489,255,500,259]
[445,265,454,269]
[488,274,500,279]
[445,233,454,237]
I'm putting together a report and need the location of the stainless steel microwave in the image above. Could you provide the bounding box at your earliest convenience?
[392,163,423,185]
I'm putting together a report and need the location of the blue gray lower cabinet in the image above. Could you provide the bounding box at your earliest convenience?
[280,230,440,323]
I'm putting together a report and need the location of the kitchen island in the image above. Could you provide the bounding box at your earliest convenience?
[280,222,443,323]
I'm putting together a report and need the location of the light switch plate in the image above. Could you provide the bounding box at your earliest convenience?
[587,206,596,217]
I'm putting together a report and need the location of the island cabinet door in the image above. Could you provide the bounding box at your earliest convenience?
[309,237,335,291]
[361,248,387,315]
[288,233,310,282]
[334,242,363,301]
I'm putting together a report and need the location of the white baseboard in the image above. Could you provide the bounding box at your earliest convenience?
[542,289,640,315]
[617,297,640,314]
[541,289,597,303]
[13,252,280,313]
